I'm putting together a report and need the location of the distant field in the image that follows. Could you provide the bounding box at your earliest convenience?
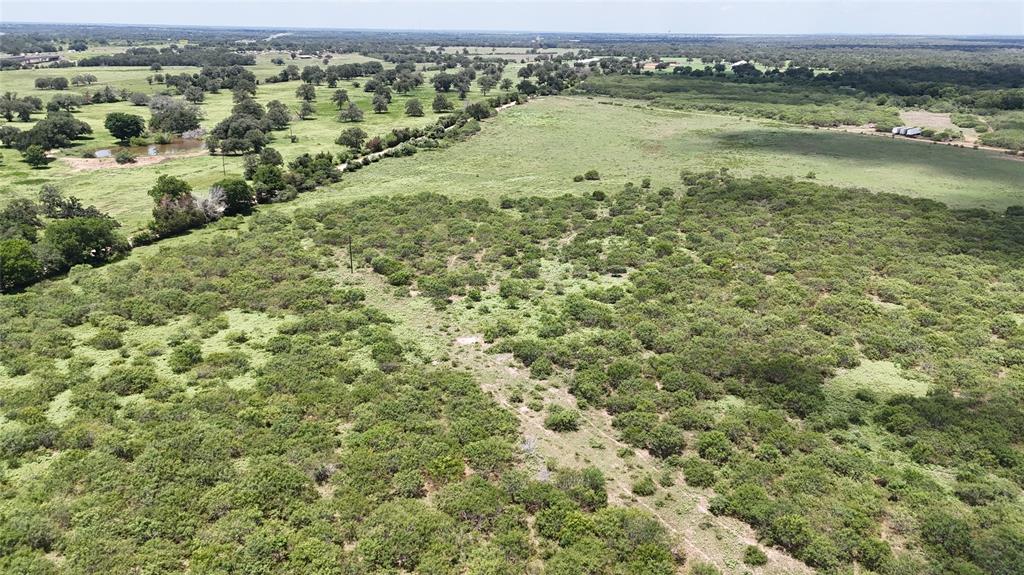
[314,96,1024,211]
[3,61,1022,235]
[0,52,496,231]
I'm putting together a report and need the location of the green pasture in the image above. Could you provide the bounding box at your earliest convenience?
[318,96,1024,211]
[0,53,503,231]
[3,64,1022,237]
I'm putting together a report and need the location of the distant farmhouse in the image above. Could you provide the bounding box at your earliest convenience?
[0,52,64,66]
[892,126,923,137]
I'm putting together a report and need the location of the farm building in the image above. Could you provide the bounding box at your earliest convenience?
[0,52,64,66]
[892,126,923,137]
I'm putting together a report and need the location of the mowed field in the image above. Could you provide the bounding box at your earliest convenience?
[319,96,1024,211]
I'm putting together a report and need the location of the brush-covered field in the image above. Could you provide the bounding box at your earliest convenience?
[3,35,1024,575]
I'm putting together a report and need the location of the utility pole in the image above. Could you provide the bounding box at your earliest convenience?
[348,235,354,273]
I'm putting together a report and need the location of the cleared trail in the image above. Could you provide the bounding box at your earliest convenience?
[345,264,813,575]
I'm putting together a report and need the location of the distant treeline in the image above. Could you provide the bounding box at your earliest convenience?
[77,46,255,67]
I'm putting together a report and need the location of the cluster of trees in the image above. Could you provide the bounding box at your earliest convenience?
[163,65,257,103]
[77,46,255,67]
[144,174,253,238]
[0,186,125,292]
[0,110,92,156]
[2,86,514,290]
[69,73,98,86]
[33,76,69,90]
[0,91,43,121]
[580,74,902,127]
[140,146,341,241]
[577,48,1024,141]
[147,95,203,134]
[0,33,60,56]
[264,61,385,87]
[431,68,477,99]
[206,95,291,155]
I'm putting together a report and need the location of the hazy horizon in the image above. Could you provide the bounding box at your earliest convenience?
[2,1,1022,36]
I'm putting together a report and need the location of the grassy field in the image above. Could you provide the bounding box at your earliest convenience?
[0,51,503,231]
[4,91,1021,235]
[316,96,1024,211]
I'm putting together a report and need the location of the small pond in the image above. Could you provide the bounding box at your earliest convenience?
[92,138,205,158]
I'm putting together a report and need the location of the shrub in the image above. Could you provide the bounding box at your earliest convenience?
[22,145,48,168]
[584,169,600,180]
[387,269,413,286]
[647,423,686,458]
[544,405,581,432]
[696,431,732,464]
[688,562,721,575]
[632,475,656,496]
[168,341,202,373]
[743,545,768,566]
[88,328,124,350]
[114,151,137,164]
[99,365,158,395]
[680,457,716,488]
[530,356,554,379]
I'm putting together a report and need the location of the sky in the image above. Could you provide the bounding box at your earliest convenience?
[1,0,1022,36]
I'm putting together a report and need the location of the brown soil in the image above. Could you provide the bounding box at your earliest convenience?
[59,149,207,172]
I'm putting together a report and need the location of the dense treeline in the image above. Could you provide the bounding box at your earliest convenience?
[295,175,1024,575]
[578,74,903,127]
[0,200,679,575]
[0,186,125,292]
[78,46,255,67]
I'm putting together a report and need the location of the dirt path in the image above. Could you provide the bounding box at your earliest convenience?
[344,265,812,575]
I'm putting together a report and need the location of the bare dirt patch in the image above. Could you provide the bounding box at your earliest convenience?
[900,110,956,130]
[60,149,207,172]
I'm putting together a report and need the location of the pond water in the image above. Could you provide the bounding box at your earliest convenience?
[93,138,205,158]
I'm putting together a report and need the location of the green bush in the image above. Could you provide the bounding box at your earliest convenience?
[680,457,717,488]
[632,475,656,496]
[688,562,721,575]
[168,341,202,373]
[743,545,768,566]
[98,365,158,395]
[545,405,581,432]
[88,328,123,350]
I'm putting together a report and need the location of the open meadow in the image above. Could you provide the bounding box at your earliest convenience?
[321,96,1024,211]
